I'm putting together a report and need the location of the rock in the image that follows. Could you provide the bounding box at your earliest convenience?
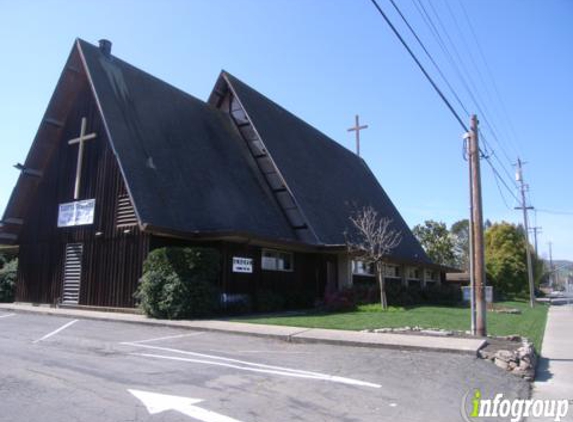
[479,350,493,360]
[494,350,515,363]
[504,335,521,341]
[494,358,509,370]
[518,360,531,370]
[508,361,518,370]
[421,329,453,337]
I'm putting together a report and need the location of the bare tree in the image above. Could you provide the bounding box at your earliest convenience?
[346,206,402,310]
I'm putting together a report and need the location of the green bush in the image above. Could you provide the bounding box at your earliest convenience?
[353,280,461,307]
[283,289,315,310]
[255,289,286,313]
[324,288,357,312]
[222,294,253,315]
[421,283,462,306]
[135,247,221,319]
[0,258,17,303]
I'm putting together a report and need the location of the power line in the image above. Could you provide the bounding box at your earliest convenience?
[429,0,515,171]
[386,0,470,118]
[536,209,573,216]
[456,0,522,156]
[412,0,517,172]
[369,0,468,131]
[370,0,522,211]
[482,156,521,205]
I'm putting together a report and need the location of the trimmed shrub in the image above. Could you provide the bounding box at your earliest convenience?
[255,289,285,313]
[222,294,253,315]
[422,283,462,306]
[353,279,461,307]
[135,247,221,319]
[0,258,17,303]
[283,289,315,310]
[324,288,357,312]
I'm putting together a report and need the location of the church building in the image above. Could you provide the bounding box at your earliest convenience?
[0,39,442,309]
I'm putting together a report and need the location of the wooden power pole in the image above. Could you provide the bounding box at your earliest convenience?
[469,115,487,336]
[515,158,536,308]
[548,241,555,287]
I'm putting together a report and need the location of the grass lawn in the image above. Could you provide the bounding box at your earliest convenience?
[234,300,549,350]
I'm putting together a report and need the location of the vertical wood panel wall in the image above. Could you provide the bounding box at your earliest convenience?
[16,82,149,307]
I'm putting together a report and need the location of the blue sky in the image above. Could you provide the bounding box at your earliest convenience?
[0,0,571,260]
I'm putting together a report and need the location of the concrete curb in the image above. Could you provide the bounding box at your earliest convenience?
[0,303,486,355]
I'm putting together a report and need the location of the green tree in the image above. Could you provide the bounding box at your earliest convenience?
[485,222,543,297]
[412,220,456,267]
[0,258,18,302]
[450,219,470,271]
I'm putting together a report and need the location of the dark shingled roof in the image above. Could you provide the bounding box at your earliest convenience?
[2,39,431,265]
[222,73,431,262]
[78,40,297,242]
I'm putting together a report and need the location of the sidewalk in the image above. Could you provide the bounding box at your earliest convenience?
[530,303,573,421]
[0,302,486,355]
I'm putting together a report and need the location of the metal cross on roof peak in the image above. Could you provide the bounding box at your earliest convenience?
[347,114,368,157]
[68,117,97,200]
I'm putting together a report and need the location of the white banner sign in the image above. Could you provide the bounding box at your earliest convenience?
[232,257,253,273]
[58,199,96,227]
[462,286,493,303]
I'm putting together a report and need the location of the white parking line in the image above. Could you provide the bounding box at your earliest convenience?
[122,341,381,389]
[33,319,79,343]
[131,352,381,388]
[128,332,205,344]
[0,313,15,319]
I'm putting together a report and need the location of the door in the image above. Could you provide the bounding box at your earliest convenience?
[62,243,83,304]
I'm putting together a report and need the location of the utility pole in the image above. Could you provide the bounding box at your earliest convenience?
[548,241,554,287]
[515,158,536,307]
[468,115,486,336]
[464,130,476,335]
[347,115,368,157]
[530,226,542,254]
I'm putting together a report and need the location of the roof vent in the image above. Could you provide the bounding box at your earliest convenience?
[99,39,112,57]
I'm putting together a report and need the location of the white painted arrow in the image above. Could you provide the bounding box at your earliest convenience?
[129,389,243,422]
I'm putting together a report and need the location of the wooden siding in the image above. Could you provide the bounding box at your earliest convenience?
[16,81,149,307]
[148,236,331,302]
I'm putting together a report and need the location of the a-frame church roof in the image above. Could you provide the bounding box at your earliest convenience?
[1,38,431,264]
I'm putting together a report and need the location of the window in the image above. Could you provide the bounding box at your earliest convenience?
[425,269,439,282]
[384,265,401,279]
[352,260,375,276]
[407,267,421,280]
[230,96,249,125]
[262,249,293,272]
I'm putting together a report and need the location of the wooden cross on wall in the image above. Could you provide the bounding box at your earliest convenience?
[347,115,368,157]
[68,117,97,200]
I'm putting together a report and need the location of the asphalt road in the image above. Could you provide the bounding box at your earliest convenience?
[0,311,528,422]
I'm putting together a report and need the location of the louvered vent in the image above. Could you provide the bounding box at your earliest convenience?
[116,194,137,228]
[62,243,82,304]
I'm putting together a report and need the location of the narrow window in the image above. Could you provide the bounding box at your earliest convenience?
[262,249,293,272]
[352,260,375,276]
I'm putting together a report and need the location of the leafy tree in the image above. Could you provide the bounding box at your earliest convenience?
[451,219,470,271]
[0,258,18,302]
[347,206,402,310]
[485,222,544,297]
[412,220,456,267]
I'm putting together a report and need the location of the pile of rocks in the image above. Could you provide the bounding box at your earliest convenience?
[364,326,457,336]
[479,339,537,381]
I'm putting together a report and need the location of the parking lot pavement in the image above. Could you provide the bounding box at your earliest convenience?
[0,311,528,422]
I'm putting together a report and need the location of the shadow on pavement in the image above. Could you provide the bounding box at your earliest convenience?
[535,356,553,383]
